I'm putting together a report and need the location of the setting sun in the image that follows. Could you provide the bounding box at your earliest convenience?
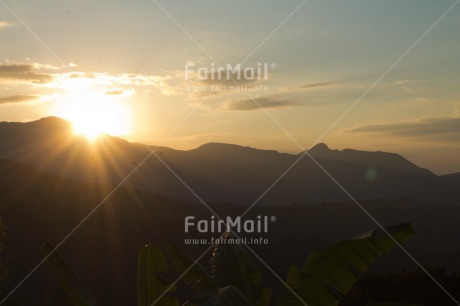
[53,88,131,140]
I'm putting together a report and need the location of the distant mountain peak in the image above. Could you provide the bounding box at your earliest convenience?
[194,142,246,152]
[196,142,277,152]
[309,143,331,155]
[32,116,71,128]
[198,142,238,149]
[36,116,67,123]
[31,117,74,135]
[0,116,72,133]
[192,142,284,159]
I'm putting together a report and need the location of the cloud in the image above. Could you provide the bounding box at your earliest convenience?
[0,63,53,84]
[279,81,337,93]
[105,87,135,97]
[226,97,296,111]
[300,82,336,89]
[0,61,194,97]
[393,80,426,85]
[0,94,40,105]
[348,116,460,142]
[0,21,10,28]
[105,89,124,95]
[67,72,97,79]
[53,71,170,93]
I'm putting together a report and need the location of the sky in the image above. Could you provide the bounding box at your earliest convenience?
[0,0,459,174]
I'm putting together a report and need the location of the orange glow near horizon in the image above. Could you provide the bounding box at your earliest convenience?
[52,82,132,140]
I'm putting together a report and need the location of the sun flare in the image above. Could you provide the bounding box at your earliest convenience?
[53,86,131,140]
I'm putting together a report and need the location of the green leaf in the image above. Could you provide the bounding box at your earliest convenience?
[40,242,99,306]
[257,287,272,306]
[137,244,179,306]
[210,232,265,304]
[166,244,218,294]
[277,223,414,306]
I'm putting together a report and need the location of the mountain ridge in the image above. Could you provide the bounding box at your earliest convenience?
[0,116,458,205]
[1,157,460,305]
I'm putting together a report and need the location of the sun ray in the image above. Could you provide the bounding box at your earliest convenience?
[52,78,132,141]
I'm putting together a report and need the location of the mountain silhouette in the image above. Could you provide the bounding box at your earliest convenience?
[0,116,459,205]
[440,172,460,188]
[1,158,460,305]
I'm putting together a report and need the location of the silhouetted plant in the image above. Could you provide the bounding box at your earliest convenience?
[42,223,417,306]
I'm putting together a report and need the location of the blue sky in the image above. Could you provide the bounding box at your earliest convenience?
[0,0,459,173]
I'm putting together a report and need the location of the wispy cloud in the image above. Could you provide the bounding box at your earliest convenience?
[0,61,267,102]
[0,63,53,84]
[105,88,135,97]
[348,116,460,142]
[226,97,296,111]
[51,71,172,95]
[393,80,427,85]
[105,89,123,95]
[0,94,40,105]
[0,21,10,28]
[300,82,336,89]
[280,81,337,93]
[0,61,175,97]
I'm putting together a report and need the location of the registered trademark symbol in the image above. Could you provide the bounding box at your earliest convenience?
[270,216,276,222]
[270,63,276,69]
